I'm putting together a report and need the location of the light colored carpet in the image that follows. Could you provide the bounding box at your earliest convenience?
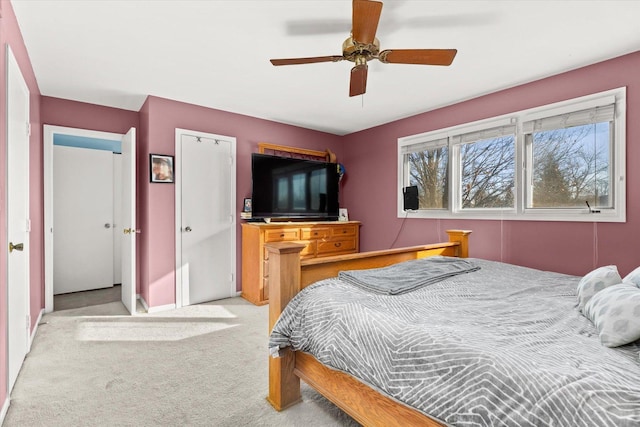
[3,297,360,426]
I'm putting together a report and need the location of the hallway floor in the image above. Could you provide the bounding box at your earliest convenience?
[53,285,121,311]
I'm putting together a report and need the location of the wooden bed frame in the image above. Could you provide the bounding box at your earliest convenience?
[266,230,471,426]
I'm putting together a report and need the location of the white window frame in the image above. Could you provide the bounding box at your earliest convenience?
[397,87,626,222]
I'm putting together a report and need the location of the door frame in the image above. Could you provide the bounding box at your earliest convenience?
[43,125,124,313]
[174,128,237,308]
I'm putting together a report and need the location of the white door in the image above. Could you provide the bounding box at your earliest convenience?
[53,145,114,294]
[177,131,236,305]
[6,45,31,392]
[120,128,137,314]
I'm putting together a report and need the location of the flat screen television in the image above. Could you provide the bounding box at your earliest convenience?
[251,153,340,221]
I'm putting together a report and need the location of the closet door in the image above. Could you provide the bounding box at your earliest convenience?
[179,133,236,305]
[53,145,114,294]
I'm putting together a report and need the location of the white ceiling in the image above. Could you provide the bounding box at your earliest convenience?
[11,0,640,136]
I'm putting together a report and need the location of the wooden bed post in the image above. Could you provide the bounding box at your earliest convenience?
[265,242,306,411]
[446,230,472,258]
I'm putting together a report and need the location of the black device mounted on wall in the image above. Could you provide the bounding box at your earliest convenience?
[403,185,419,211]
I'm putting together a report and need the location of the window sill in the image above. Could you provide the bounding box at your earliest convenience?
[397,209,625,223]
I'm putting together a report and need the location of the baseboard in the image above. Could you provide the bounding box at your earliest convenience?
[147,303,176,314]
[29,308,45,349]
[0,397,9,425]
[139,296,175,314]
[139,296,149,312]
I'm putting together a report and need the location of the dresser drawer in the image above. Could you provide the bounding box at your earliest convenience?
[331,225,357,237]
[300,240,317,258]
[300,227,330,240]
[317,237,357,256]
[264,228,300,242]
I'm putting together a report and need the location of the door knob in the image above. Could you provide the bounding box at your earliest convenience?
[124,228,141,234]
[185,226,192,232]
[9,242,24,253]
[104,223,112,229]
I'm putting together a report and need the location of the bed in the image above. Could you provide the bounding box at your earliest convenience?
[265,230,640,426]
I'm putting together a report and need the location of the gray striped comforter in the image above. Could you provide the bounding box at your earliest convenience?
[269,258,640,426]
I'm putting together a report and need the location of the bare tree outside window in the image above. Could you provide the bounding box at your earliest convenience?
[407,146,449,209]
[461,136,515,208]
[531,123,610,208]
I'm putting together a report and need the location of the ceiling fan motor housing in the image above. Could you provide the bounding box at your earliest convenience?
[342,37,380,63]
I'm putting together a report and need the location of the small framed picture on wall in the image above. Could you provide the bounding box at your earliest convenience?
[150,154,174,183]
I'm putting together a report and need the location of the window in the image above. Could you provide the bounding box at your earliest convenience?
[454,124,516,209]
[525,105,614,210]
[397,88,626,222]
[401,138,449,209]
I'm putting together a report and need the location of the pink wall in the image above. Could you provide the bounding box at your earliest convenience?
[0,0,41,409]
[139,96,344,307]
[341,51,640,277]
[41,97,139,135]
[40,96,141,294]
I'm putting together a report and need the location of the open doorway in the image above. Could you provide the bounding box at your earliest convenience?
[44,125,137,314]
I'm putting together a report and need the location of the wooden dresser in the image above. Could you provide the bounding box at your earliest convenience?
[241,221,360,305]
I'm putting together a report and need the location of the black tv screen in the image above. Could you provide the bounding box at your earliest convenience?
[251,153,339,220]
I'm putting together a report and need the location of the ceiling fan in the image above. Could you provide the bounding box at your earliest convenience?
[270,0,457,97]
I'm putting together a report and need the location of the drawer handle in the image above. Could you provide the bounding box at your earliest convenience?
[342,230,347,233]
[280,233,285,237]
[314,232,318,236]
[334,242,342,248]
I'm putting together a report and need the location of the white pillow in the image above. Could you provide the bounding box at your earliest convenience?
[576,265,622,312]
[583,283,640,347]
[623,266,640,288]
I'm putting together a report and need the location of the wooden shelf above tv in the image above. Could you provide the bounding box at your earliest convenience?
[258,142,336,163]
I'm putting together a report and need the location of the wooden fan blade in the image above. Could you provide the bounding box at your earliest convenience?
[378,49,458,65]
[270,56,344,66]
[352,0,383,44]
[349,64,368,97]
